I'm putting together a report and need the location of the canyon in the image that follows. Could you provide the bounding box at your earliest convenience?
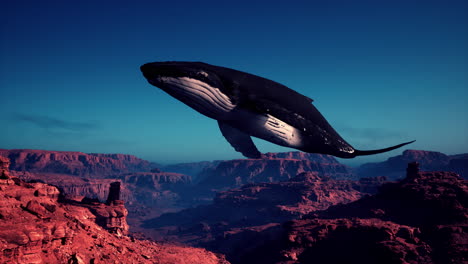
[0,148,466,263]
[205,163,468,264]
[139,172,384,245]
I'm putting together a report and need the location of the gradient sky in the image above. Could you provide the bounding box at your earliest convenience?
[1,0,467,166]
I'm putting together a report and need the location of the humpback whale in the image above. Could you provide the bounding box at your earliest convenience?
[140,61,414,159]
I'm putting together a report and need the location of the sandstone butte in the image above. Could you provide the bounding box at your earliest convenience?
[0,156,228,264]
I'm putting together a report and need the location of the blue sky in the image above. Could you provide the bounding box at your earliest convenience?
[1,0,467,166]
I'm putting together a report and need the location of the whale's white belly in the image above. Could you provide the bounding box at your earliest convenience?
[151,76,302,148]
[262,114,303,148]
[229,110,303,148]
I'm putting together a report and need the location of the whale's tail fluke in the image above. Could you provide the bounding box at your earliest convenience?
[353,140,416,157]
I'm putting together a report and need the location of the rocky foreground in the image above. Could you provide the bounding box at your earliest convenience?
[0,156,228,264]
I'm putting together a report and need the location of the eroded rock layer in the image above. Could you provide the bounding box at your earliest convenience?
[0,149,156,177]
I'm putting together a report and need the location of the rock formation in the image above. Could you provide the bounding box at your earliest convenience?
[0,149,157,177]
[358,149,467,179]
[0,156,11,179]
[0,158,228,264]
[208,163,467,264]
[197,157,355,191]
[67,181,130,236]
[213,172,364,217]
[118,171,191,208]
[140,172,381,245]
[11,171,130,202]
[7,163,194,234]
[119,171,191,190]
[106,181,121,204]
[10,169,193,210]
[448,153,468,179]
[161,152,344,182]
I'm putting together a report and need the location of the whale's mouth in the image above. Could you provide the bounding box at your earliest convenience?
[151,76,236,119]
[141,62,220,89]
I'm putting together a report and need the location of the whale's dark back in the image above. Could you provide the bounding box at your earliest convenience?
[200,63,340,131]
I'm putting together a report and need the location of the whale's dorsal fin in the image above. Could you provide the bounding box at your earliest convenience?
[218,121,262,159]
[303,96,313,103]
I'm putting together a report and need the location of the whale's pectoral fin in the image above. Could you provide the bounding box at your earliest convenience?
[218,121,262,159]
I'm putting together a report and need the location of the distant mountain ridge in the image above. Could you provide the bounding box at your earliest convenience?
[4,148,465,182]
[161,161,222,180]
[2,148,466,211]
[358,149,467,179]
[196,158,356,191]
[263,151,339,163]
[0,149,157,177]
[162,152,346,181]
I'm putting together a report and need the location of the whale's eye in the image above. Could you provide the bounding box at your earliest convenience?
[198,71,209,77]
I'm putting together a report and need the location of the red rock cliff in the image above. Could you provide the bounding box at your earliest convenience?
[0,159,228,264]
[0,149,156,177]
